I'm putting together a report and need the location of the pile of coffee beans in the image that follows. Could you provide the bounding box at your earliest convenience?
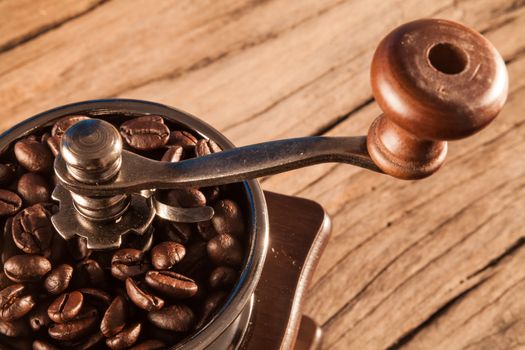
[0,115,247,349]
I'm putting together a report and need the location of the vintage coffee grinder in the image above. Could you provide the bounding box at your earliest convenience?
[0,19,508,349]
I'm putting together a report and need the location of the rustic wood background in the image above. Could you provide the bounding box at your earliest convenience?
[1,0,524,349]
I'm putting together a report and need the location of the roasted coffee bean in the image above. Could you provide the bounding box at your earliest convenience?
[47,234,68,265]
[12,203,54,254]
[207,233,243,267]
[77,288,112,306]
[147,304,195,332]
[29,300,52,331]
[111,249,150,281]
[101,296,126,337]
[129,339,166,350]
[167,130,197,150]
[32,339,59,350]
[1,218,20,264]
[201,186,221,205]
[211,199,245,236]
[166,188,206,208]
[51,116,90,138]
[0,284,35,321]
[4,255,51,283]
[14,138,54,173]
[75,259,106,287]
[151,241,185,270]
[120,116,170,151]
[196,220,218,241]
[0,318,30,337]
[0,273,12,290]
[174,241,210,280]
[0,164,17,186]
[0,190,22,216]
[48,310,98,341]
[125,278,164,312]
[145,271,198,299]
[157,220,192,244]
[209,266,237,290]
[48,291,83,323]
[195,138,220,157]
[45,136,61,157]
[44,264,73,295]
[106,322,141,350]
[67,236,91,261]
[17,173,50,205]
[161,146,183,162]
[64,331,104,350]
[197,291,227,329]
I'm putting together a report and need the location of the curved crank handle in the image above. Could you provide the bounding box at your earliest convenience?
[54,18,508,197]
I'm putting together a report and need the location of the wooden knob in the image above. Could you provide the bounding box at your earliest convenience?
[367,19,508,179]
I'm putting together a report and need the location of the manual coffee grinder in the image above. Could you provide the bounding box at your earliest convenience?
[0,19,508,349]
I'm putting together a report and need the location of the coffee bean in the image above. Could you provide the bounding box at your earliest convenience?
[32,339,59,350]
[161,146,183,162]
[211,199,245,236]
[45,136,61,157]
[101,296,126,337]
[147,305,195,332]
[51,116,90,138]
[44,264,73,295]
[0,190,22,217]
[67,236,91,261]
[195,139,221,157]
[64,331,104,350]
[156,220,192,244]
[106,322,141,350]
[129,339,166,350]
[29,300,52,331]
[120,116,170,151]
[0,164,17,186]
[196,220,218,241]
[1,218,20,264]
[48,291,83,323]
[111,249,150,281]
[77,288,112,307]
[75,259,106,288]
[167,131,197,150]
[4,255,51,283]
[125,278,164,312]
[17,173,50,205]
[209,266,237,290]
[201,186,221,205]
[174,241,210,280]
[196,291,227,329]
[166,188,206,208]
[0,273,12,291]
[145,271,198,299]
[47,234,68,265]
[207,233,243,267]
[0,318,30,337]
[14,138,54,173]
[151,241,185,270]
[0,284,36,321]
[11,203,54,254]
[48,309,98,341]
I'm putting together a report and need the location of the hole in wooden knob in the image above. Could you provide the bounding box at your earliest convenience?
[428,43,468,74]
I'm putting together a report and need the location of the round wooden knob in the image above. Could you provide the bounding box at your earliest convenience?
[367,18,508,179]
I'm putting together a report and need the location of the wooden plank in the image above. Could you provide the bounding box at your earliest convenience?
[0,0,103,52]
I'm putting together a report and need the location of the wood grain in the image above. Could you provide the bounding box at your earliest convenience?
[1,1,524,349]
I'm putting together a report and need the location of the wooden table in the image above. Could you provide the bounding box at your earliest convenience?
[1,1,524,349]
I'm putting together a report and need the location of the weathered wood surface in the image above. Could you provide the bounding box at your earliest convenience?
[1,1,524,349]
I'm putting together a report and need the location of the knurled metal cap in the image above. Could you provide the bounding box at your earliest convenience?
[61,119,122,183]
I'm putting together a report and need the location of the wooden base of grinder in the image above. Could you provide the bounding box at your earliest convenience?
[239,191,331,350]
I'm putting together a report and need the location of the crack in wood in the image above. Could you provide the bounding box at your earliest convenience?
[112,0,348,98]
[0,0,108,54]
[320,179,522,347]
[385,276,492,350]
